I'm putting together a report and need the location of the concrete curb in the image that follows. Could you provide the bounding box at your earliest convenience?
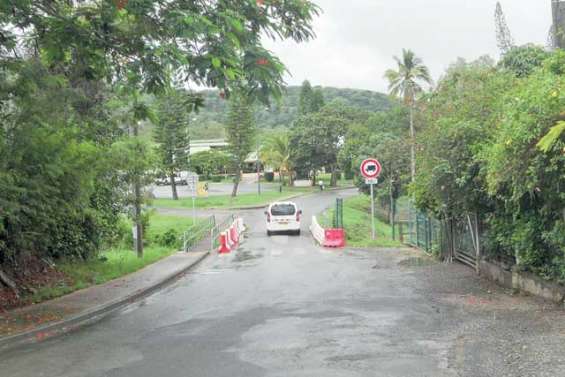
[0,251,210,352]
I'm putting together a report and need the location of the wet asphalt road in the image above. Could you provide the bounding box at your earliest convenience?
[1,189,565,377]
[150,182,279,199]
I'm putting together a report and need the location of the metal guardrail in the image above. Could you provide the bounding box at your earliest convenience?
[210,214,237,251]
[182,216,216,252]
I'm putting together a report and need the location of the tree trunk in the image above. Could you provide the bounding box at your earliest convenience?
[232,165,241,197]
[409,104,416,183]
[389,179,394,225]
[169,174,178,200]
[134,178,144,258]
[330,166,338,187]
[0,269,19,296]
[133,123,144,258]
[311,172,316,187]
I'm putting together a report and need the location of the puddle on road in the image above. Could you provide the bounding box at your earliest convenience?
[233,248,263,263]
[397,256,437,268]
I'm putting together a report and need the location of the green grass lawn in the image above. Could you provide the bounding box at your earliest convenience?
[145,213,204,238]
[320,194,402,248]
[317,173,354,187]
[30,214,207,304]
[152,187,315,209]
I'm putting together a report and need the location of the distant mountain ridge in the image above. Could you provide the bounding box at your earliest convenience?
[190,86,392,138]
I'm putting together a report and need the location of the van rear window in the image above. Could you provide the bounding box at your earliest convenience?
[270,204,296,216]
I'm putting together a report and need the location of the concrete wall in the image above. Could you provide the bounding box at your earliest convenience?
[480,260,565,305]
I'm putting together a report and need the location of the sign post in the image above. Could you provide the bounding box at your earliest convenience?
[186,172,199,226]
[360,158,382,240]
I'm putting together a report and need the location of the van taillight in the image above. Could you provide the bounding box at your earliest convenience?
[266,213,271,223]
[296,211,300,221]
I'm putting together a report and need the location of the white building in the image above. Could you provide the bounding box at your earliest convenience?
[189,139,229,155]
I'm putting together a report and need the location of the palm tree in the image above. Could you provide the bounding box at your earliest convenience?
[384,49,432,182]
[260,133,293,187]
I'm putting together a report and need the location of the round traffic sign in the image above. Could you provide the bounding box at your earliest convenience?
[360,158,382,179]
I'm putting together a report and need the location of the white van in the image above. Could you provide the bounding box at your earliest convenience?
[265,202,302,236]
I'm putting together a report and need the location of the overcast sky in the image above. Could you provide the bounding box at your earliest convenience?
[264,0,552,93]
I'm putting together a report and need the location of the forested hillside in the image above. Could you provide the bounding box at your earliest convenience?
[189,86,391,139]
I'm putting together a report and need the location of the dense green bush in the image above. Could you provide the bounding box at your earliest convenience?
[415,51,565,281]
[210,175,224,182]
[153,229,180,248]
[190,150,231,179]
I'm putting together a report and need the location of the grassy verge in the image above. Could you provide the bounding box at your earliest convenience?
[152,187,315,209]
[319,194,402,248]
[30,214,207,303]
[317,173,354,187]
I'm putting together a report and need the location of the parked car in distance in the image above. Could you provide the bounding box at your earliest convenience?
[154,175,169,186]
[154,172,188,186]
[265,202,302,236]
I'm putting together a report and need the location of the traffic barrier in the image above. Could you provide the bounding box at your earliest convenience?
[323,228,346,248]
[310,216,326,246]
[218,232,231,254]
[230,224,239,244]
[237,218,245,234]
[216,217,245,254]
[226,229,235,248]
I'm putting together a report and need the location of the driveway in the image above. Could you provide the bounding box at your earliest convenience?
[1,189,564,377]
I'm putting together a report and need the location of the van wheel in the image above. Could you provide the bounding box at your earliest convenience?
[267,231,272,237]
[295,230,301,236]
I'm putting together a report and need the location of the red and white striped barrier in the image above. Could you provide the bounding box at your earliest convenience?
[218,217,245,254]
[237,218,245,234]
[218,232,231,254]
[310,216,326,246]
[310,216,346,248]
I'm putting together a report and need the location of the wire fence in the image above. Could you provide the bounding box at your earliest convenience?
[388,199,491,272]
[391,206,441,255]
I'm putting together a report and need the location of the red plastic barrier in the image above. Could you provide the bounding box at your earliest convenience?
[230,224,239,245]
[218,232,231,254]
[323,228,346,248]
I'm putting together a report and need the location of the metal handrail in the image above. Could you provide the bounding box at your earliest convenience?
[209,214,237,251]
[182,215,216,252]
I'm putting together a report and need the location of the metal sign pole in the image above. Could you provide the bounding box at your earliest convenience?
[370,183,375,240]
[360,158,382,241]
[187,173,198,226]
[192,196,196,226]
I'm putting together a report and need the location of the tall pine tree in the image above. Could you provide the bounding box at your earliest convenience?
[495,2,515,54]
[154,90,194,200]
[298,80,325,115]
[226,92,256,197]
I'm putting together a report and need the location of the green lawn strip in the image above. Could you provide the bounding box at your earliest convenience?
[29,215,206,304]
[316,173,354,187]
[319,194,402,248]
[152,188,315,209]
